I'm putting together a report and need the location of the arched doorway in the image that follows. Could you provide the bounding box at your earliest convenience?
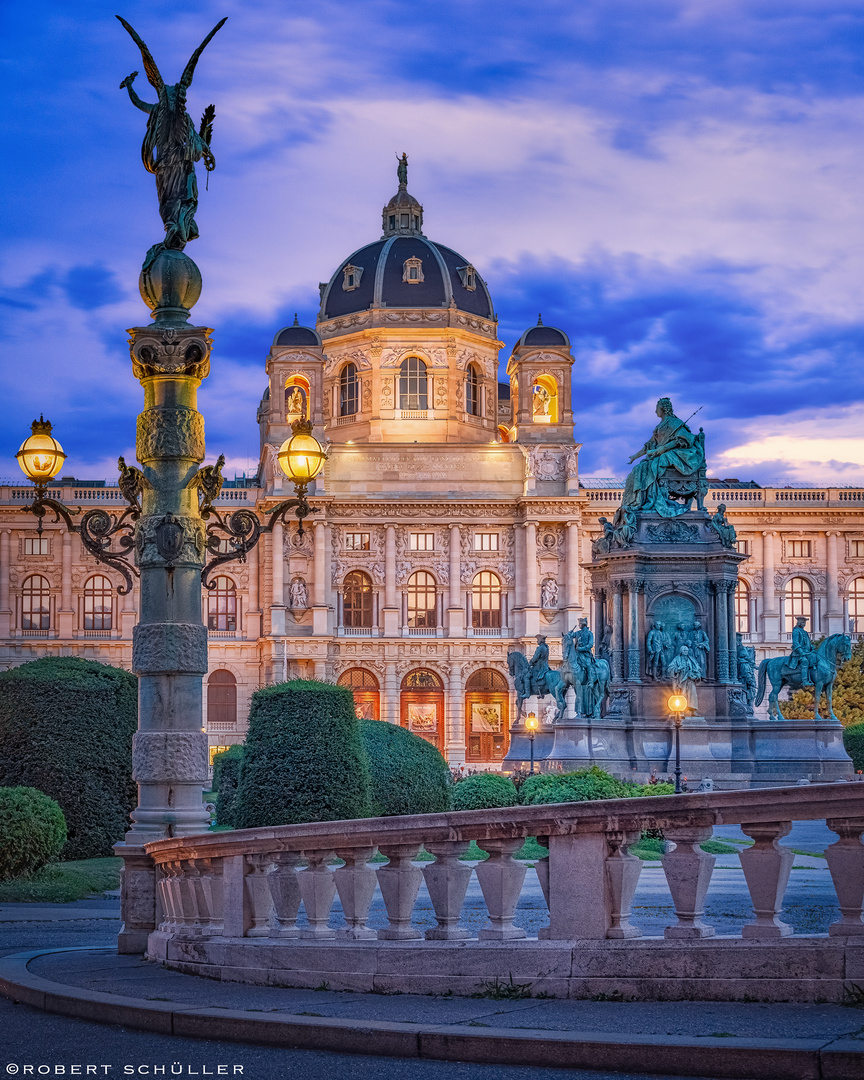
[465,668,509,762]
[207,670,237,729]
[337,667,380,720]
[400,669,444,751]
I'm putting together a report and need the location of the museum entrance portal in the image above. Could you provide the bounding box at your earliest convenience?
[337,667,380,720]
[465,668,509,762]
[400,668,444,752]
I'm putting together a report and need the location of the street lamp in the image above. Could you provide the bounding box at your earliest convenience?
[525,711,538,775]
[668,693,688,794]
[16,417,66,490]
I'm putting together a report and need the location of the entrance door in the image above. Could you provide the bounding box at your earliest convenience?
[337,667,380,720]
[400,669,444,752]
[465,669,509,762]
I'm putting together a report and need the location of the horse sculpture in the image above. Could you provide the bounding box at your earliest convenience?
[507,649,568,723]
[755,633,852,721]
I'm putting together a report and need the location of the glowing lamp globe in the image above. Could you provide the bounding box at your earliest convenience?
[277,420,326,486]
[16,417,66,484]
[525,712,538,731]
[668,693,688,714]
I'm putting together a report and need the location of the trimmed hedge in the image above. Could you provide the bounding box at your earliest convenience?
[0,658,137,859]
[843,723,864,772]
[213,745,244,827]
[0,786,67,881]
[451,773,518,811]
[518,766,674,805]
[359,720,451,817]
[235,680,370,828]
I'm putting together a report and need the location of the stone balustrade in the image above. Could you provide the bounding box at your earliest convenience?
[135,783,864,1001]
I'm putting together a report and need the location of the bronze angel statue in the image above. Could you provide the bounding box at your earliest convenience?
[117,16,227,269]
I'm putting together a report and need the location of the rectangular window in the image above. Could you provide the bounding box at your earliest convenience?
[789,540,812,558]
[23,537,49,555]
[852,540,864,558]
[474,533,499,551]
[410,532,434,551]
[345,532,370,551]
[209,745,231,767]
[735,540,750,556]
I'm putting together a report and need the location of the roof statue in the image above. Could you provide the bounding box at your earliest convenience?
[397,151,408,187]
[117,16,227,271]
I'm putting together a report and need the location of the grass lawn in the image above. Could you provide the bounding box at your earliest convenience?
[0,857,122,903]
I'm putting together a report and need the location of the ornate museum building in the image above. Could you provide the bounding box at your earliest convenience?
[2,166,864,770]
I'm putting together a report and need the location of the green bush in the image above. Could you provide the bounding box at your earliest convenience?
[519,766,628,805]
[0,786,67,881]
[213,745,244,827]
[235,680,370,828]
[360,719,451,816]
[843,723,864,771]
[0,658,137,859]
[451,773,518,811]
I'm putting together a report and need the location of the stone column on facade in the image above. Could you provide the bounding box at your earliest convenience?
[446,662,465,765]
[513,523,525,636]
[58,530,74,638]
[270,519,285,636]
[761,530,779,641]
[565,521,581,629]
[245,540,261,641]
[447,523,464,636]
[312,519,329,635]
[524,520,540,637]
[825,531,844,633]
[0,530,10,638]
[626,579,642,682]
[612,582,625,682]
[726,580,737,677]
[383,660,399,725]
[714,582,730,684]
[382,524,399,637]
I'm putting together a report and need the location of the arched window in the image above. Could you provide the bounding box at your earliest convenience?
[343,570,373,628]
[734,580,750,634]
[472,571,501,629]
[337,667,380,720]
[399,356,427,410]
[407,571,437,629]
[22,575,50,631]
[785,576,812,633]
[208,576,237,632]
[207,670,237,728]
[465,669,508,692]
[339,363,358,417]
[848,577,864,634]
[84,575,113,631]
[465,364,480,416]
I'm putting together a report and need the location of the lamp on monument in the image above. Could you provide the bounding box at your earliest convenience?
[16,417,66,487]
[525,711,538,775]
[667,693,688,795]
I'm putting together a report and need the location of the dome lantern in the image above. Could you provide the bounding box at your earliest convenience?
[382,153,424,238]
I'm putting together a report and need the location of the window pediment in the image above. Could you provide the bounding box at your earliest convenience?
[403,257,424,284]
[342,264,363,292]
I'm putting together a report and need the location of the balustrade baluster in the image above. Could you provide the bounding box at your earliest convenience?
[246,853,275,937]
[178,859,208,935]
[423,841,472,940]
[334,847,378,940]
[376,844,424,940]
[605,830,642,939]
[157,862,180,933]
[268,852,302,938]
[475,838,527,940]
[298,850,337,939]
[533,838,550,918]
[198,857,223,935]
[661,826,716,939]
[825,817,864,936]
[739,822,793,939]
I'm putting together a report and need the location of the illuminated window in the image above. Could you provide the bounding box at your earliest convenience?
[399,357,428,409]
[785,577,812,632]
[410,532,434,551]
[735,539,750,556]
[340,363,358,416]
[343,571,373,628]
[466,364,480,416]
[735,580,750,634]
[407,571,437,628]
[474,533,499,551]
[209,744,231,767]
[22,575,50,630]
[23,537,49,555]
[207,671,237,727]
[472,571,501,629]
[84,575,113,631]
[208,576,237,632]
[848,577,864,633]
[345,532,370,551]
[789,540,812,559]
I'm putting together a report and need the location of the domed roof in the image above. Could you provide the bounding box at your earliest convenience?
[273,316,321,348]
[516,316,570,348]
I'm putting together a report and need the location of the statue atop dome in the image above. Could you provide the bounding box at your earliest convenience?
[397,151,408,187]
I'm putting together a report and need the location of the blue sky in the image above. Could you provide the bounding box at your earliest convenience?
[3,0,864,482]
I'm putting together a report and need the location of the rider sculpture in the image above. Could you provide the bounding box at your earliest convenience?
[562,618,611,719]
[787,616,818,687]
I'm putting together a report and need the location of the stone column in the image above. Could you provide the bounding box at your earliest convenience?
[245,540,261,640]
[714,582,730,683]
[566,521,580,628]
[312,519,329,635]
[825,532,844,633]
[446,662,465,765]
[761,530,779,641]
[0,530,10,638]
[524,520,539,636]
[382,524,399,637]
[612,582,625,681]
[513,524,525,636]
[626,580,642,682]
[58,530,74,638]
[447,523,464,636]
[383,660,399,725]
[270,519,285,635]
[727,582,737,676]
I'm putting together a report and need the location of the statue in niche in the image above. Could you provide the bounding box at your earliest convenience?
[540,578,559,609]
[710,503,737,547]
[672,621,690,656]
[286,386,306,418]
[667,645,701,712]
[645,620,671,680]
[736,632,756,706]
[289,577,308,610]
[532,384,551,417]
[598,622,613,664]
[689,617,710,678]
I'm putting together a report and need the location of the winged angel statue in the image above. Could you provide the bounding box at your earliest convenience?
[117,16,227,270]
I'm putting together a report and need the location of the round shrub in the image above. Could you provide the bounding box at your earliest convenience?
[212,745,244,827]
[235,680,370,828]
[0,786,67,881]
[359,720,451,817]
[451,773,518,811]
[843,723,864,772]
[520,766,628,806]
[0,657,137,859]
